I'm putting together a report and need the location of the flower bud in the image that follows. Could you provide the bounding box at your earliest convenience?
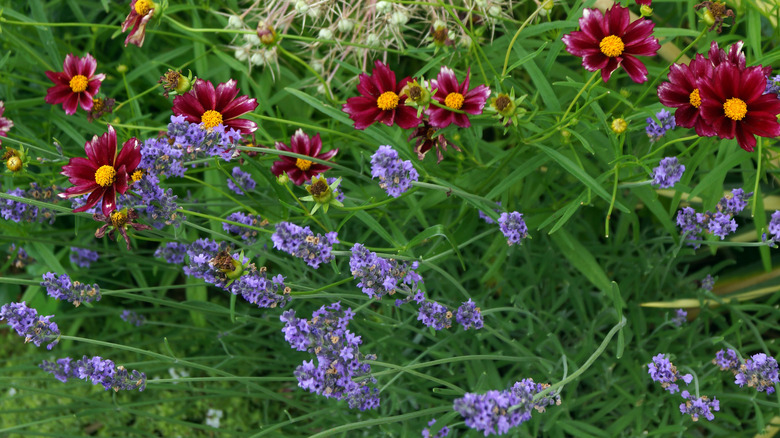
[611,118,628,134]
[276,173,290,185]
[640,5,653,17]
[227,15,243,29]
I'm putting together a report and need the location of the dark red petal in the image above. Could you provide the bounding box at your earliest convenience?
[288,168,306,185]
[224,118,257,134]
[462,85,491,114]
[599,58,620,82]
[606,4,629,35]
[579,8,606,41]
[452,113,471,128]
[436,67,460,95]
[372,61,397,94]
[427,107,455,128]
[63,181,99,197]
[582,53,610,73]
[78,92,94,112]
[101,185,117,216]
[172,92,206,121]
[621,55,649,83]
[193,79,217,111]
[45,85,73,105]
[116,137,141,171]
[740,67,768,102]
[376,109,396,126]
[460,69,471,94]
[63,93,80,115]
[115,165,129,194]
[45,71,68,85]
[316,148,338,161]
[735,125,756,152]
[658,82,688,108]
[562,32,600,57]
[220,95,258,120]
[356,72,380,98]
[73,188,105,212]
[81,54,98,79]
[62,157,98,181]
[63,53,79,78]
[309,133,323,156]
[215,79,240,111]
[86,78,103,95]
[622,18,657,50]
[394,105,422,129]
[673,105,698,129]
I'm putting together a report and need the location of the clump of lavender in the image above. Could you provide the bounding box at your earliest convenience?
[349,243,423,299]
[120,310,146,327]
[422,419,450,438]
[453,378,561,436]
[227,166,256,195]
[498,211,528,246]
[768,211,780,241]
[671,309,687,327]
[418,300,452,330]
[713,348,740,372]
[280,302,379,410]
[154,242,188,264]
[652,157,685,188]
[0,302,60,349]
[478,201,502,224]
[646,109,676,142]
[736,353,779,394]
[1,184,59,224]
[679,390,719,421]
[132,173,185,229]
[167,115,242,161]
[701,275,715,291]
[272,222,338,269]
[41,272,101,307]
[676,189,751,247]
[40,355,146,392]
[647,354,693,394]
[139,136,186,178]
[456,299,484,330]
[370,145,418,198]
[223,212,265,244]
[183,238,223,286]
[228,267,291,309]
[69,247,99,268]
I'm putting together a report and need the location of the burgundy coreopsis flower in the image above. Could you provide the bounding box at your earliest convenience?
[94,208,152,250]
[342,61,422,130]
[0,101,13,145]
[658,54,716,137]
[45,54,105,116]
[427,67,491,128]
[561,4,660,83]
[122,0,156,47]
[699,63,780,152]
[172,79,258,134]
[59,125,141,216]
[409,121,460,163]
[271,129,338,185]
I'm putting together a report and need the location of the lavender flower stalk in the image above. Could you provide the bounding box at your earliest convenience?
[272,221,338,269]
[370,145,418,198]
[0,302,60,349]
[40,355,146,391]
[41,272,101,307]
[652,157,685,188]
[498,211,528,246]
[647,353,692,394]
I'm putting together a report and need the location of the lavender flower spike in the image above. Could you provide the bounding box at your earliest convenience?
[735,353,779,394]
[652,157,685,188]
[679,390,719,421]
[498,211,528,246]
[40,355,146,392]
[272,221,338,269]
[648,353,692,394]
[41,272,101,306]
[370,145,419,198]
[0,302,60,349]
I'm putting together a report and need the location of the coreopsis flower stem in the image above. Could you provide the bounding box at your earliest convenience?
[640,135,700,160]
[336,197,403,211]
[632,29,708,108]
[113,83,162,112]
[752,139,762,217]
[533,316,626,403]
[561,71,600,124]
[606,166,619,238]
[281,182,328,232]
[501,4,545,78]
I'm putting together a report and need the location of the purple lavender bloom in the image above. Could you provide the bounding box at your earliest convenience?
[648,353,693,394]
[646,109,676,142]
[768,211,780,241]
[133,173,185,229]
[120,310,146,327]
[453,378,560,436]
[182,238,223,286]
[0,302,60,349]
[498,211,528,246]
[701,275,715,291]
[227,167,256,195]
[679,390,719,421]
[718,188,752,215]
[455,299,484,330]
[707,212,737,239]
[69,247,99,268]
[765,74,780,97]
[139,136,186,178]
[41,272,101,306]
[370,145,419,198]
[280,302,379,410]
[349,243,423,300]
[154,242,188,264]
[735,353,779,394]
[418,301,452,330]
[272,221,338,269]
[228,269,290,308]
[422,418,450,438]
[652,157,685,188]
[8,244,33,271]
[1,185,59,224]
[41,355,146,392]
[713,348,740,372]
[479,201,502,224]
[676,207,705,248]
[223,212,263,244]
[671,309,687,327]
[167,115,242,162]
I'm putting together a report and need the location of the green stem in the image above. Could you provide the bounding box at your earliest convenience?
[560,71,599,124]
[178,208,271,234]
[282,183,328,231]
[752,138,762,218]
[501,3,544,78]
[180,174,257,214]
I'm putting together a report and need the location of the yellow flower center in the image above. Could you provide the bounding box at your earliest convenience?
[296,158,313,171]
[689,88,701,108]
[131,169,144,182]
[110,210,128,228]
[723,97,747,121]
[611,118,627,134]
[94,165,117,187]
[444,92,464,110]
[69,75,89,93]
[376,91,400,111]
[134,0,153,15]
[599,35,625,58]
[201,110,223,129]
